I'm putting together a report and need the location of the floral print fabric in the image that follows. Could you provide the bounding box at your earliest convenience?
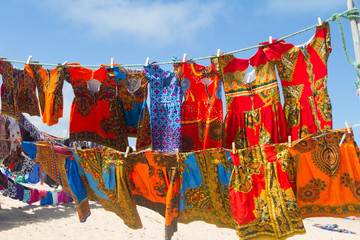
[145,64,182,153]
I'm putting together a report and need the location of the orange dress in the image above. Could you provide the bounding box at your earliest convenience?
[212,47,287,149]
[263,23,332,141]
[25,64,68,126]
[179,62,223,152]
[288,129,360,218]
[67,64,128,151]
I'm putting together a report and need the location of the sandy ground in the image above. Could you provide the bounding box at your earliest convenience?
[1,195,360,240]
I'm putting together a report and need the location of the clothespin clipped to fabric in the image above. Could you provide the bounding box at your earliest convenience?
[145,57,150,67]
[26,56,32,65]
[73,143,78,155]
[317,17,322,26]
[269,36,273,44]
[288,136,292,148]
[111,58,114,68]
[62,61,68,65]
[217,49,221,58]
[175,148,180,159]
[345,121,351,134]
[182,53,187,63]
[125,146,130,158]
[232,142,236,154]
[17,136,22,145]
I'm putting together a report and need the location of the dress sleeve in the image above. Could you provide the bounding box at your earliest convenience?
[262,40,293,61]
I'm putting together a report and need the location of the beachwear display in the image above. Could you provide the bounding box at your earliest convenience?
[68,64,128,152]
[127,151,179,238]
[145,64,182,153]
[106,66,151,151]
[178,62,223,152]
[76,148,143,229]
[177,148,234,229]
[288,129,360,218]
[212,47,287,149]
[229,144,305,239]
[25,63,68,126]
[263,23,332,141]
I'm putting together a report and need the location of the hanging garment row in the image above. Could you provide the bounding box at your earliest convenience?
[17,126,360,240]
[0,23,333,154]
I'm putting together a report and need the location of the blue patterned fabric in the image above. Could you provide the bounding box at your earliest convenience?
[145,64,182,153]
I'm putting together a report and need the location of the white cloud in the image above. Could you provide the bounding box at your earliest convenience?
[43,0,228,43]
[257,0,344,15]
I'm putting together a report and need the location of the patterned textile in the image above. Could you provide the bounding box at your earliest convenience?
[263,23,332,141]
[212,48,288,149]
[177,148,234,229]
[25,63,68,126]
[76,148,142,229]
[145,64,182,153]
[2,178,17,198]
[0,171,8,189]
[107,66,151,151]
[127,151,179,238]
[288,129,360,218]
[0,60,18,119]
[23,188,31,203]
[22,141,90,222]
[229,144,305,240]
[0,114,10,162]
[18,113,44,141]
[2,115,22,172]
[68,64,128,152]
[177,62,223,152]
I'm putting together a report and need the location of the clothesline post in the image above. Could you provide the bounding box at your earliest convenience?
[347,0,360,85]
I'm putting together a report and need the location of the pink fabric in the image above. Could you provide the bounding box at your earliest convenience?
[28,189,39,204]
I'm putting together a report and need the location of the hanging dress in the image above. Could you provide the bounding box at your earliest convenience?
[25,63,68,126]
[145,64,182,153]
[212,47,287,149]
[67,64,128,152]
[179,62,223,152]
[0,60,18,119]
[106,66,151,151]
[263,22,332,141]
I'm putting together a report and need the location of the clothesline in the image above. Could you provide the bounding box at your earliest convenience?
[0,8,358,69]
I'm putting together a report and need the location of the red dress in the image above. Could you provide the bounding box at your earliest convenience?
[263,23,332,141]
[212,47,287,149]
[179,62,223,152]
[67,64,128,151]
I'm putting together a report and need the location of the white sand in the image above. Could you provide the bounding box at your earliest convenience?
[1,195,360,240]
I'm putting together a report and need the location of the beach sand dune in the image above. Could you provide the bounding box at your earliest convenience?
[1,195,359,240]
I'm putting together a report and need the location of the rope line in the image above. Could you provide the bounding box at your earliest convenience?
[0,8,358,68]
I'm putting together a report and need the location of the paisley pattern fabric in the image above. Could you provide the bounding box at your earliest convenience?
[212,47,287,149]
[68,64,128,152]
[177,148,234,229]
[178,62,223,152]
[145,64,182,153]
[263,23,332,141]
[76,148,143,229]
[127,151,179,238]
[107,66,151,151]
[288,129,360,218]
[229,144,305,240]
[25,63,68,126]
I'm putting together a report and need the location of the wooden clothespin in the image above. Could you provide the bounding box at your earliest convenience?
[182,53,187,63]
[73,143,78,154]
[62,61,68,65]
[17,136,22,145]
[288,136,292,148]
[175,148,180,160]
[232,142,236,154]
[345,121,351,134]
[145,57,150,67]
[217,49,221,58]
[125,146,130,158]
[317,17,322,26]
[269,36,273,44]
[111,58,114,68]
[26,56,32,65]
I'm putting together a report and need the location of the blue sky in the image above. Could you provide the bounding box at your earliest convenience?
[1,0,360,145]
